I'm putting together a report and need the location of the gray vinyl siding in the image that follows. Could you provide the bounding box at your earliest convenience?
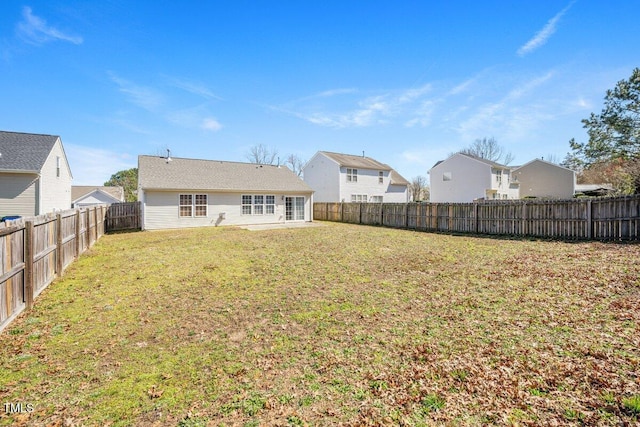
[142,190,312,230]
[0,173,38,217]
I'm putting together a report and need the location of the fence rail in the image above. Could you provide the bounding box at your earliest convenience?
[0,205,106,332]
[313,195,640,241]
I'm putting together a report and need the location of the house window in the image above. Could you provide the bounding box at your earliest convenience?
[378,171,384,184]
[351,194,367,202]
[194,194,208,217]
[56,156,61,177]
[443,172,452,181]
[242,195,252,215]
[180,194,207,217]
[265,195,275,214]
[371,195,383,203]
[347,168,358,182]
[180,195,193,217]
[496,170,503,184]
[242,194,276,215]
[254,195,264,215]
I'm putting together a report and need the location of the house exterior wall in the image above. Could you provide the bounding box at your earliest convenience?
[141,190,312,230]
[302,154,341,202]
[0,173,38,217]
[386,184,410,203]
[339,167,393,202]
[38,139,72,214]
[429,155,491,202]
[488,168,520,200]
[513,160,575,199]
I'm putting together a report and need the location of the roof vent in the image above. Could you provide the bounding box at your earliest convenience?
[165,149,172,163]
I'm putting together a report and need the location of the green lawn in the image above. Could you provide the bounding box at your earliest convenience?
[1,222,639,426]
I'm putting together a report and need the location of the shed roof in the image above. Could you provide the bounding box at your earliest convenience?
[138,155,313,193]
[0,130,61,173]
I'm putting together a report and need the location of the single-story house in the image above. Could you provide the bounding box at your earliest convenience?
[0,130,73,217]
[72,186,125,207]
[138,155,314,230]
[302,151,410,203]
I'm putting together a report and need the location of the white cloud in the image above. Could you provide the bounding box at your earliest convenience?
[517,1,574,57]
[201,117,222,132]
[16,6,83,45]
[108,72,165,111]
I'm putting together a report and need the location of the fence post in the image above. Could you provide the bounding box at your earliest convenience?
[521,201,528,236]
[56,213,63,276]
[24,220,34,310]
[93,207,98,245]
[473,202,479,234]
[75,209,81,259]
[586,199,592,240]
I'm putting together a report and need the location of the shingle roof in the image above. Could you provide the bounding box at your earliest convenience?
[138,155,313,193]
[0,131,60,172]
[72,186,124,202]
[389,170,410,186]
[318,151,409,186]
[319,151,392,170]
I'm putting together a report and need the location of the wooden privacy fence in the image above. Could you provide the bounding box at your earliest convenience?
[0,205,106,332]
[313,195,640,241]
[105,201,141,232]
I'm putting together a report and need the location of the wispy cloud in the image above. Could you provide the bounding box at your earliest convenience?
[279,84,433,129]
[517,1,574,57]
[167,77,223,100]
[108,72,165,111]
[65,143,135,185]
[16,6,83,45]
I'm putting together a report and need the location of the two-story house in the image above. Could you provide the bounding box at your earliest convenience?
[512,159,575,199]
[303,151,409,203]
[0,131,73,217]
[429,153,518,203]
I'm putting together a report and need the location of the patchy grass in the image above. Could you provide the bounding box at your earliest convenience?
[1,222,639,426]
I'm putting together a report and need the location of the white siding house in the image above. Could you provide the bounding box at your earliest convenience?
[138,155,314,230]
[0,131,73,218]
[303,151,410,203]
[429,153,518,203]
[512,159,575,199]
[72,186,125,207]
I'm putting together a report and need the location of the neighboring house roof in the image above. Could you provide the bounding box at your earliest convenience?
[511,158,575,173]
[319,151,392,170]
[138,155,313,192]
[389,170,410,186]
[317,151,409,186]
[0,130,63,173]
[72,186,124,203]
[431,152,510,170]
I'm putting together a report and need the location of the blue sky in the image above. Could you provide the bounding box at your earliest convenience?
[1,1,638,185]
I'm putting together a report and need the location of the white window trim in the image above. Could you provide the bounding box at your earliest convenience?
[242,194,276,215]
[179,194,208,218]
[347,168,358,183]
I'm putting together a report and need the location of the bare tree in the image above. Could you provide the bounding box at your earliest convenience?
[284,154,305,177]
[410,175,429,201]
[245,144,278,165]
[460,137,514,165]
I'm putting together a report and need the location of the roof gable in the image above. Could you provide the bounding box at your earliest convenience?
[0,131,61,173]
[512,158,575,173]
[138,155,313,193]
[431,152,509,170]
[318,151,391,170]
[72,186,124,203]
